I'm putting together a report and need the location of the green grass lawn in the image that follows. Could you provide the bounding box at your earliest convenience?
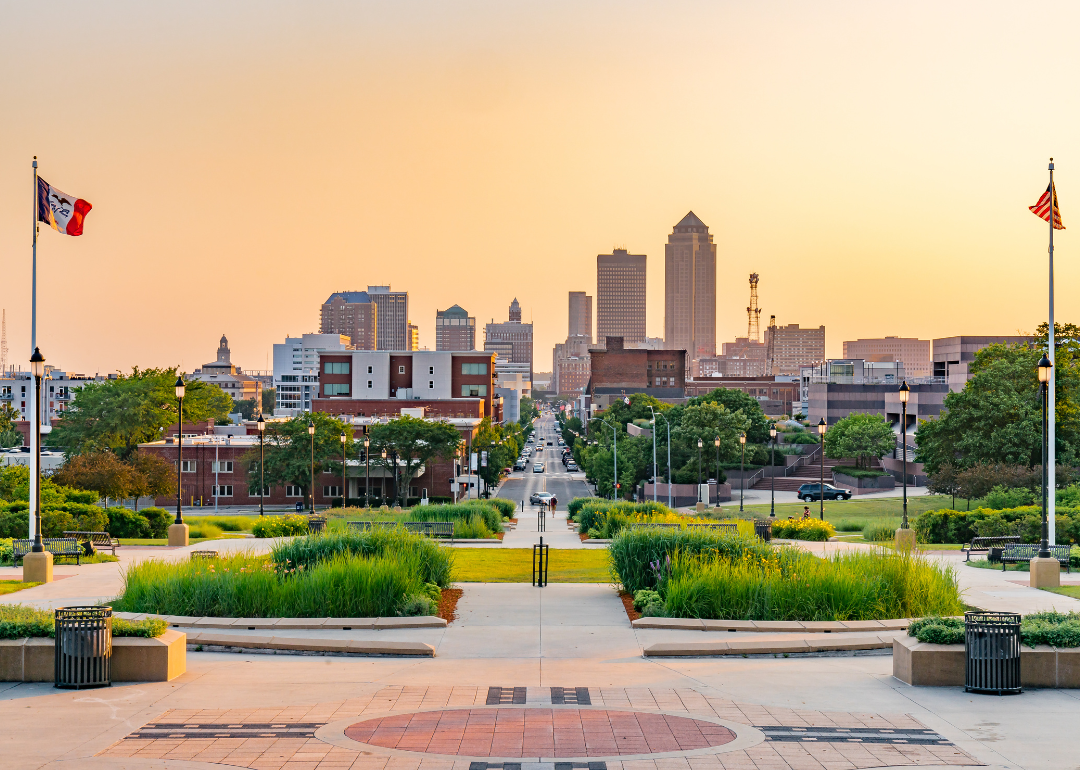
[118,535,249,546]
[723,495,952,524]
[0,580,41,595]
[1042,586,1080,599]
[451,548,611,583]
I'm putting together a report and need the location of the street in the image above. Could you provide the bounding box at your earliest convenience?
[495,411,592,512]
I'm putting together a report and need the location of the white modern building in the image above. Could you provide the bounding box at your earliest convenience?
[273,333,350,416]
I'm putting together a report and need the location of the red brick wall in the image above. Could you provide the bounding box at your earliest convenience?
[451,353,495,415]
[389,356,412,395]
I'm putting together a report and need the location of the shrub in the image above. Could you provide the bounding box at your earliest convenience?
[770,518,835,541]
[112,617,169,638]
[0,537,12,564]
[188,522,224,539]
[833,468,890,479]
[908,616,965,644]
[0,605,167,639]
[252,514,310,538]
[913,506,1080,544]
[632,588,664,617]
[1022,611,1080,648]
[140,507,172,537]
[982,485,1036,510]
[396,595,437,617]
[862,524,895,542]
[107,507,151,538]
[487,498,517,518]
[786,433,818,444]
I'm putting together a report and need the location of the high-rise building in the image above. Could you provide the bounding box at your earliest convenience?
[932,335,1032,391]
[272,333,350,415]
[320,291,377,350]
[765,323,825,375]
[664,212,716,370]
[597,249,646,345]
[568,291,592,343]
[366,285,409,350]
[484,299,534,384]
[435,305,476,351]
[407,322,419,351]
[843,337,931,379]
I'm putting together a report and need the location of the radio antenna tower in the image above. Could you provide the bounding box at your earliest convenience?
[747,274,762,342]
[765,315,777,375]
[0,310,7,374]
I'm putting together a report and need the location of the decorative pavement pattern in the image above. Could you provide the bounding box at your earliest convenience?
[100,686,981,769]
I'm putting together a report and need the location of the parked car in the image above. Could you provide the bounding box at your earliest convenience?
[513,461,526,471]
[533,463,545,473]
[530,491,554,504]
[797,483,850,502]
[566,462,579,472]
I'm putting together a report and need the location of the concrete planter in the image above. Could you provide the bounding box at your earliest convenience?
[832,471,895,495]
[0,630,186,683]
[893,635,1080,688]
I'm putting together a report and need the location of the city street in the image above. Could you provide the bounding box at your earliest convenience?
[496,412,591,513]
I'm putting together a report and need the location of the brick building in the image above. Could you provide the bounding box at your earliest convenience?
[684,377,799,417]
[320,291,377,350]
[435,305,476,351]
[586,337,685,407]
[843,336,931,379]
[765,323,825,375]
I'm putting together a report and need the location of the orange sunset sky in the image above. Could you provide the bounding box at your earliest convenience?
[0,1,1077,377]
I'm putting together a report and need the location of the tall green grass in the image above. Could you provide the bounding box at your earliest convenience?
[339,501,504,536]
[271,528,453,587]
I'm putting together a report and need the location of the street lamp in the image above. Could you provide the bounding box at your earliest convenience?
[1038,355,1053,559]
[256,414,265,516]
[769,426,777,517]
[697,438,703,504]
[650,407,672,509]
[381,448,387,504]
[364,436,371,509]
[340,431,347,510]
[29,348,45,554]
[738,433,746,512]
[898,382,910,530]
[714,436,720,507]
[307,419,315,513]
[169,375,189,546]
[817,418,827,520]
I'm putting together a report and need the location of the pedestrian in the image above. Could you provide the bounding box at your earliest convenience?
[802,505,810,519]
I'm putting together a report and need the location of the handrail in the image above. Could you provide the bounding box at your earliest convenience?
[745,467,766,487]
[785,444,821,476]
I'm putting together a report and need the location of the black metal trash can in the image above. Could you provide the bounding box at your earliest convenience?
[754,520,772,542]
[965,611,1021,695]
[308,515,327,534]
[54,606,112,690]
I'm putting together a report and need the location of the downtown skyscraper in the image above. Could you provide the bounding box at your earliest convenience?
[597,249,646,345]
[664,212,716,371]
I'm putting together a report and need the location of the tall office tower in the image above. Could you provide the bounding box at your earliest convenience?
[485,300,534,384]
[568,291,593,343]
[664,212,717,370]
[435,305,476,351]
[766,323,826,375]
[320,291,377,349]
[407,322,419,351]
[596,249,646,345]
[366,285,409,350]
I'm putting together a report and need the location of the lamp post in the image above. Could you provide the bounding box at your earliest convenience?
[307,419,315,513]
[168,376,189,546]
[769,426,777,517]
[817,418,826,520]
[256,414,265,516]
[1038,355,1053,560]
[738,433,746,512]
[22,348,51,583]
[340,431,347,509]
[381,448,387,504]
[697,438,703,504]
[714,436,720,508]
[898,382,910,529]
[364,436,370,509]
[650,407,672,509]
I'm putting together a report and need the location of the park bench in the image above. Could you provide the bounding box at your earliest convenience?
[1000,543,1072,572]
[962,535,1022,562]
[63,530,121,556]
[347,520,455,542]
[12,538,81,566]
[191,550,219,559]
[632,522,737,533]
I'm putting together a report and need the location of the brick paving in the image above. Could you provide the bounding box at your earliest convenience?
[98,686,980,769]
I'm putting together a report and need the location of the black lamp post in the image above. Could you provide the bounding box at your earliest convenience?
[1038,355,1053,558]
[256,414,265,516]
[714,436,720,505]
[29,348,45,552]
[307,419,315,512]
[380,448,387,504]
[739,432,746,512]
[769,426,777,517]
[817,418,827,520]
[340,430,347,509]
[697,438,703,504]
[174,376,185,526]
[898,381,910,530]
[364,436,371,509]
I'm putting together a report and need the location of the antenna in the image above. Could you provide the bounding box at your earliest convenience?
[0,309,7,373]
[747,274,762,342]
[765,315,777,375]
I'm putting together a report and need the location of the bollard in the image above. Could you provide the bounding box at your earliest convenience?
[532,536,549,587]
[537,506,546,532]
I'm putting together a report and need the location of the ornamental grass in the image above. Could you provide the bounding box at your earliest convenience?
[608,527,770,593]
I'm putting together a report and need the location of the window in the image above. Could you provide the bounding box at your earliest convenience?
[461,384,487,397]
[367,380,373,389]
[285,485,303,497]
[461,363,488,375]
[212,485,233,497]
[180,460,196,473]
[211,461,233,473]
[429,366,434,375]
[324,383,351,396]
[429,381,434,389]
[398,365,405,374]
[367,366,373,374]
[323,485,342,497]
[324,362,350,374]
[249,486,269,497]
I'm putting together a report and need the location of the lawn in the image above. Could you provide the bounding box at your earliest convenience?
[1042,586,1080,599]
[724,495,952,524]
[118,535,250,546]
[0,580,41,596]
[451,548,611,583]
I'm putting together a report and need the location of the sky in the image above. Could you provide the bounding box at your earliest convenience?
[0,1,1077,377]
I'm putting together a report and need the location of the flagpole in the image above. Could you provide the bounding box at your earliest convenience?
[29,157,38,541]
[1048,158,1056,544]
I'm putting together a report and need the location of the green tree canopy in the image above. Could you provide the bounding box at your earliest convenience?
[685,387,771,444]
[368,415,462,506]
[823,412,895,469]
[474,417,524,491]
[248,412,353,507]
[51,367,233,460]
[0,403,22,447]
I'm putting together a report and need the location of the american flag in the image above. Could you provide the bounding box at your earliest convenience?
[1030,183,1065,229]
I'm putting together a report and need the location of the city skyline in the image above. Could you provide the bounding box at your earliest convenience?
[0,2,1076,375]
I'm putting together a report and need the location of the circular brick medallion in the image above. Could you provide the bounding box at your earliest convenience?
[344,708,737,758]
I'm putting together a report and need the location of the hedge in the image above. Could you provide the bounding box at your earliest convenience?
[913,506,1080,545]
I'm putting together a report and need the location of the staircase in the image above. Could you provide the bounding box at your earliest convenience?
[751,453,861,492]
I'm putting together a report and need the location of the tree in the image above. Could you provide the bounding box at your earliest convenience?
[246,412,352,506]
[0,403,22,447]
[518,396,540,427]
[51,367,233,459]
[128,451,177,509]
[926,462,961,509]
[232,399,258,420]
[474,417,524,491]
[368,415,462,506]
[824,412,895,469]
[672,402,750,465]
[262,388,276,413]
[52,451,135,503]
[685,388,772,444]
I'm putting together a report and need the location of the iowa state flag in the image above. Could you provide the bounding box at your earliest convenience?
[37,177,92,236]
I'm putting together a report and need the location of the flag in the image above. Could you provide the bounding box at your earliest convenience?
[37,177,92,236]
[1030,183,1065,230]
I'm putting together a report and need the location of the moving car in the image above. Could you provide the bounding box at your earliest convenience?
[530,491,554,505]
[797,483,851,502]
[513,461,526,471]
[566,461,579,471]
[533,463,545,473]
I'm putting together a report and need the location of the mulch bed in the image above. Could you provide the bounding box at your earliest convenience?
[620,592,641,622]
[438,588,463,623]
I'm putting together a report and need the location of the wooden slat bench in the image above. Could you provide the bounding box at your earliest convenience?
[347,520,455,542]
[63,530,121,556]
[1000,543,1072,572]
[962,535,1022,562]
[13,538,81,565]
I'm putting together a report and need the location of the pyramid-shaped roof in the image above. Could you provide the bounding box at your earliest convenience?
[675,211,707,228]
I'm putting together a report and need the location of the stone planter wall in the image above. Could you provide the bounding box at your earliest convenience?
[832,471,896,495]
[0,630,186,682]
[893,635,1080,688]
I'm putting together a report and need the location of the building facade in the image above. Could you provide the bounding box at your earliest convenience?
[367,285,409,350]
[435,305,476,351]
[932,335,1032,391]
[568,291,593,342]
[484,299,533,384]
[684,376,799,417]
[843,337,931,379]
[765,323,825,375]
[407,322,419,351]
[664,212,717,369]
[272,333,350,415]
[189,335,261,404]
[597,249,646,345]
[552,334,591,396]
[320,291,377,350]
[587,337,685,407]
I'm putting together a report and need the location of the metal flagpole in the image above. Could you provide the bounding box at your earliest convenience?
[1048,158,1056,543]
[29,158,38,541]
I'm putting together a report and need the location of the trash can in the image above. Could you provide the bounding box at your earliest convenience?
[965,611,1021,695]
[754,520,772,542]
[54,606,112,690]
[308,515,327,534]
